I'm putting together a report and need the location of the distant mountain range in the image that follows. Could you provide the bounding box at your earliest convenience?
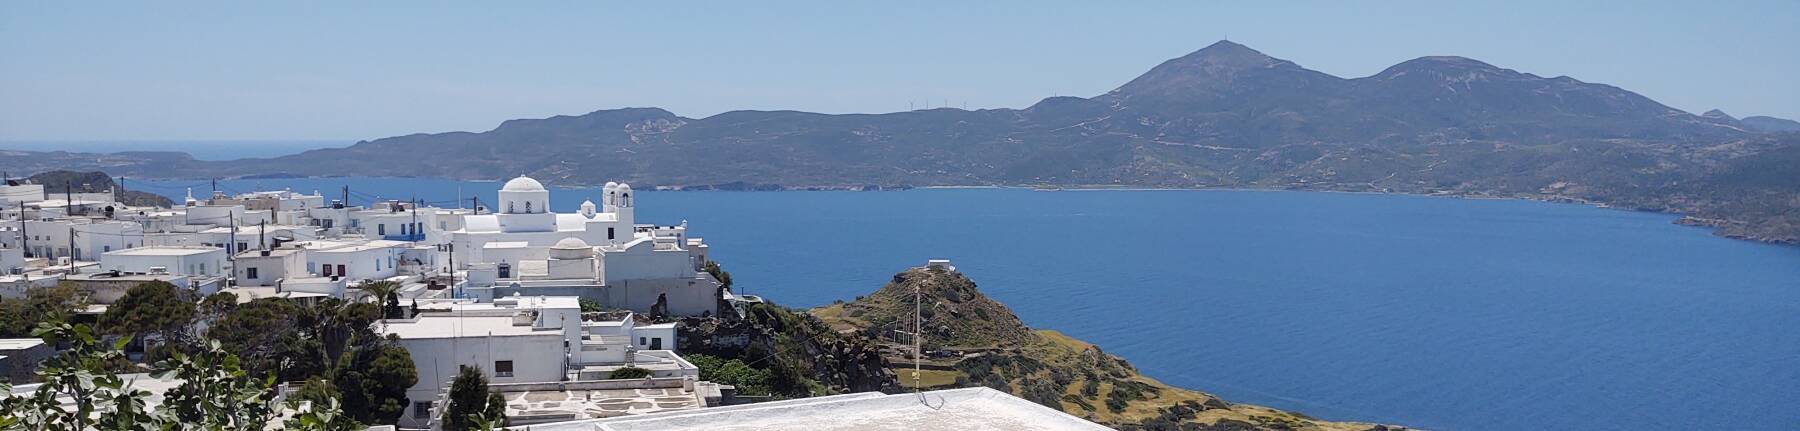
[3,41,1798,243]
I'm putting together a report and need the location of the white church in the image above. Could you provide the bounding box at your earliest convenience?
[449,176,721,316]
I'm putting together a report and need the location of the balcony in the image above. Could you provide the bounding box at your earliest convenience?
[382,233,425,242]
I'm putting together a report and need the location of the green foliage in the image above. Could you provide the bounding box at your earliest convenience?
[331,341,417,425]
[208,298,321,381]
[100,281,197,342]
[292,377,342,412]
[210,298,383,382]
[0,322,312,431]
[606,367,652,379]
[442,366,506,431]
[198,291,238,318]
[0,283,82,338]
[702,260,733,291]
[0,322,145,430]
[283,397,361,431]
[578,298,603,313]
[685,354,771,396]
[358,281,405,319]
[153,339,279,428]
[1105,380,1161,414]
[206,297,412,424]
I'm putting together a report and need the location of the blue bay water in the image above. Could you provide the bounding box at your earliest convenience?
[142,178,1800,431]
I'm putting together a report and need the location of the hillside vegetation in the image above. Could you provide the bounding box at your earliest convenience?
[814,267,1403,431]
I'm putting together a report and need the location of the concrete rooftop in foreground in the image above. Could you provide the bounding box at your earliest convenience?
[526,387,1110,431]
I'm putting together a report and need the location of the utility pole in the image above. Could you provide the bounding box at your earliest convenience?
[472,196,481,215]
[210,178,217,196]
[447,242,455,296]
[116,176,125,204]
[259,220,266,251]
[65,181,74,216]
[341,185,350,208]
[411,196,419,241]
[18,202,28,258]
[67,226,77,274]
[227,213,236,287]
[913,280,922,392]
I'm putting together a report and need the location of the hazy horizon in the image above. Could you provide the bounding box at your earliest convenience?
[3,1,1797,142]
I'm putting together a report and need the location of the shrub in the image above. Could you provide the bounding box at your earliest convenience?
[607,367,652,379]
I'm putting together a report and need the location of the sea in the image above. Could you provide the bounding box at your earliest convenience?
[138,177,1800,431]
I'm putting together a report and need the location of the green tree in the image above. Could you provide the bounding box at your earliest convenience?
[442,366,507,431]
[686,354,771,396]
[578,298,603,313]
[0,283,83,338]
[331,340,417,425]
[357,280,405,319]
[702,261,733,291]
[153,339,279,428]
[0,321,368,431]
[198,290,239,319]
[209,298,322,381]
[100,281,198,352]
[0,322,144,430]
[606,367,652,379]
[283,397,361,431]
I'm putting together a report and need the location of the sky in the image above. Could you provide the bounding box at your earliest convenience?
[2,1,1796,142]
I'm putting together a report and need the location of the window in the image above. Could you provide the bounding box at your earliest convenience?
[337,264,346,277]
[494,360,514,378]
[322,265,333,277]
[377,224,385,235]
[237,242,248,251]
[413,401,431,419]
[103,245,111,253]
[497,263,511,279]
[246,267,259,279]
[638,337,646,345]
[524,202,532,213]
[607,227,615,240]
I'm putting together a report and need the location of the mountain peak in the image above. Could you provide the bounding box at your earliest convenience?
[1174,39,1279,67]
[1108,40,1330,99]
[1702,109,1738,121]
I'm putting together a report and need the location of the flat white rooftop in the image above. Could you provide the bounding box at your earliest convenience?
[377,315,562,340]
[103,246,219,257]
[0,338,46,351]
[526,387,1110,431]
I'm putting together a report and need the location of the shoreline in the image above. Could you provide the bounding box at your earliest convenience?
[131,175,1791,247]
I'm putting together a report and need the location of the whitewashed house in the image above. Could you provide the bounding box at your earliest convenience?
[448,176,720,316]
[99,246,227,278]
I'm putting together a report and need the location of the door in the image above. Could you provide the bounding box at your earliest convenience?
[649,338,662,350]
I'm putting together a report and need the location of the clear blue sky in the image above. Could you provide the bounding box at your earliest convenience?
[3,1,1795,141]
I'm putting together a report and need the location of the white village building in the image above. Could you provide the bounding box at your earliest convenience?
[449,176,722,317]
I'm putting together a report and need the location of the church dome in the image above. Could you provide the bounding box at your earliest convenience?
[502,176,547,192]
[550,237,594,260]
[553,237,590,249]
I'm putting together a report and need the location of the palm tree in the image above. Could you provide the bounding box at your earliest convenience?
[356,280,404,320]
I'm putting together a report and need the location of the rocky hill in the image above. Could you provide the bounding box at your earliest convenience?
[813,267,1403,431]
[21,170,174,208]
[6,41,1800,243]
